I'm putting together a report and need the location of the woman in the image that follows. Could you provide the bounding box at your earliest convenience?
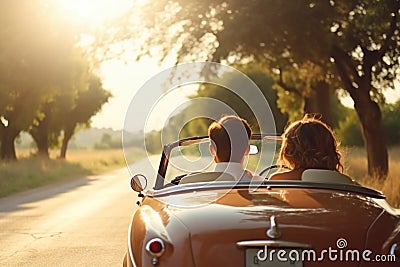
[269,115,343,180]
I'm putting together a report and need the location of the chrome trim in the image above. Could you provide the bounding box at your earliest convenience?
[266,216,282,239]
[390,243,398,255]
[150,181,385,199]
[237,240,312,248]
[127,221,137,267]
[145,237,166,257]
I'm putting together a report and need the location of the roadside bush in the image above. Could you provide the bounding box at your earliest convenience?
[336,101,400,147]
[336,111,364,146]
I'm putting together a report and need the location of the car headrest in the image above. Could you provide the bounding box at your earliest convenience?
[179,172,236,184]
[301,169,354,184]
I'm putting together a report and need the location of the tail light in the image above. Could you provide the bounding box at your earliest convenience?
[146,238,165,265]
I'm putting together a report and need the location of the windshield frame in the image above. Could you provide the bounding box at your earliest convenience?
[152,134,385,200]
[149,180,386,199]
[154,134,280,189]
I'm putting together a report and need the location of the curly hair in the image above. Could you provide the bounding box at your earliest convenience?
[278,115,343,172]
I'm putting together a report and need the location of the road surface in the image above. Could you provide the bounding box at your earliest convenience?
[0,157,156,267]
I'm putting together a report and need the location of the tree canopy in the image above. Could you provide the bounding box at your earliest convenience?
[112,0,399,178]
[0,1,110,160]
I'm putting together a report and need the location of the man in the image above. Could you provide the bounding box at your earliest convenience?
[208,115,253,181]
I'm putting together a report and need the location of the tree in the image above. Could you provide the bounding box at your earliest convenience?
[0,1,77,160]
[329,1,399,178]
[94,133,113,149]
[273,61,337,126]
[336,110,365,147]
[59,75,111,159]
[195,66,288,133]
[29,101,60,157]
[337,100,400,147]
[274,62,349,128]
[112,0,399,178]
[29,54,109,158]
[145,65,287,149]
[382,100,400,146]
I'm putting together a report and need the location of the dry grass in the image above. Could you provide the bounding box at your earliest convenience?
[341,146,400,208]
[63,149,127,173]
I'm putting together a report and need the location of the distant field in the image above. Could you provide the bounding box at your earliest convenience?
[342,146,400,208]
[0,148,146,198]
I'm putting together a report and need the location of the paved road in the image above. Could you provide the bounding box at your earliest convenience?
[0,163,145,266]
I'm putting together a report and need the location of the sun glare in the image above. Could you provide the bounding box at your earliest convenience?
[56,0,132,28]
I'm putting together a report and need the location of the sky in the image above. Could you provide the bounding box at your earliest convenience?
[54,0,400,131]
[94,57,182,131]
[54,0,194,131]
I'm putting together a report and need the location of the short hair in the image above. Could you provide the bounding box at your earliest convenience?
[278,115,343,172]
[208,115,252,162]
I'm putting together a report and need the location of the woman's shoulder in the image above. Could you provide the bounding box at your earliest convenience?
[269,168,303,181]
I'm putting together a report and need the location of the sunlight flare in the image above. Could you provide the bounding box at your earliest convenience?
[55,0,132,28]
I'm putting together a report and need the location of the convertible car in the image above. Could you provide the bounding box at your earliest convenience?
[123,134,400,267]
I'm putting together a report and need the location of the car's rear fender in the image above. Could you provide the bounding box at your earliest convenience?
[362,200,400,266]
[129,200,195,267]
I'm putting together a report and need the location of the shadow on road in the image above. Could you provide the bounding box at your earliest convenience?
[0,174,95,214]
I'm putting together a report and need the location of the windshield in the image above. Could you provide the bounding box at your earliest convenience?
[162,135,281,186]
[150,135,385,200]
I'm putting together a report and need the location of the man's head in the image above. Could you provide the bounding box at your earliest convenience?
[208,115,252,163]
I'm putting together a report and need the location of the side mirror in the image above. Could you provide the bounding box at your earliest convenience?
[131,174,148,192]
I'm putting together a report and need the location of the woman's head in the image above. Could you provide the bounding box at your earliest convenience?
[278,115,343,172]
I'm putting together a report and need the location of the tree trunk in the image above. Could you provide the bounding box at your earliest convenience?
[29,104,53,158]
[0,124,19,160]
[303,81,332,127]
[60,134,69,159]
[332,45,389,179]
[31,133,50,158]
[60,126,75,159]
[353,93,388,178]
[30,126,50,158]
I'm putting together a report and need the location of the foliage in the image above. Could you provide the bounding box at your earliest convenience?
[59,74,111,158]
[0,1,110,160]
[194,66,288,133]
[336,110,364,146]
[337,100,400,146]
[123,0,399,95]
[113,0,399,177]
[28,54,107,157]
[145,130,162,154]
[276,86,348,129]
[0,1,76,159]
[143,66,288,150]
[94,133,122,149]
[382,100,400,146]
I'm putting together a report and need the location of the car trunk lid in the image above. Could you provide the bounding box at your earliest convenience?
[163,187,383,266]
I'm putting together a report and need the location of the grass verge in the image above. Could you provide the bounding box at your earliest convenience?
[342,146,400,208]
[0,148,146,198]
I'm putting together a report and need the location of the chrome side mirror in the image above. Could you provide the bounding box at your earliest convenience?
[131,174,148,192]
